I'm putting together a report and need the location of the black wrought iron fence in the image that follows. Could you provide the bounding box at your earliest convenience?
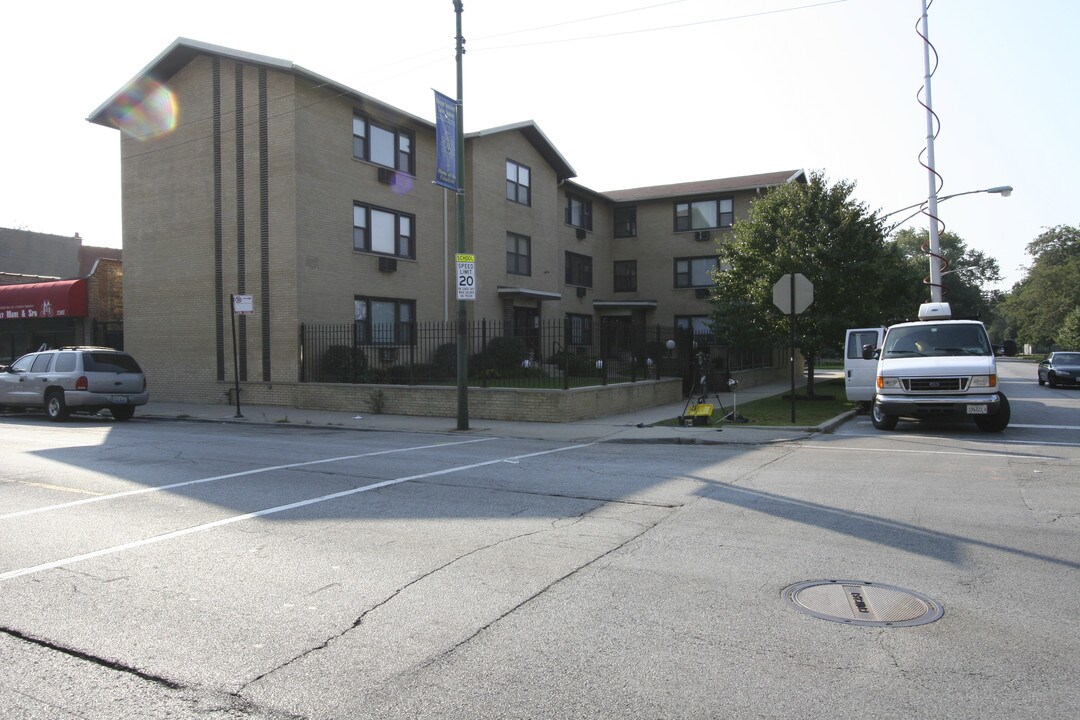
[298,320,778,389]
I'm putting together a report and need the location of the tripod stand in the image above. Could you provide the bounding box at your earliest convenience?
[722,377,748,423]
[679,352,729,426]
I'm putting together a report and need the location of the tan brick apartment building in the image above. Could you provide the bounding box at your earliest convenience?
[88,38,803,411]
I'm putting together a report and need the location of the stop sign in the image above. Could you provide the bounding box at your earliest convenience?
[773,273,813,314]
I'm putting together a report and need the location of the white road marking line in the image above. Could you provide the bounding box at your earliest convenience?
[0,443,593,582]
[835,431,1080,449]
[805,445,1025,458]
[0,438,496,521]
[1009,423,1080,430]
[11,481,105,496]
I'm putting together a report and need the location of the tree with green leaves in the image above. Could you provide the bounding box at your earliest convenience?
[1057,306,1080,349]
[890,227,1002,321]
[710,172,905,395]
[999,225,1080,349]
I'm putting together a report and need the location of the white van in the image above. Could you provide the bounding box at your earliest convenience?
[866,303,1009,432]
[844,327,885,407]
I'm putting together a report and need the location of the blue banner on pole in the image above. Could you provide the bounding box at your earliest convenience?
[434,90,458,191]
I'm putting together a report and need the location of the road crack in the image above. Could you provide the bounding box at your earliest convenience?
[414,506,673,673]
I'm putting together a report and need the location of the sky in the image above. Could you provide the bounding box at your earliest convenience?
[2,0,1076,291]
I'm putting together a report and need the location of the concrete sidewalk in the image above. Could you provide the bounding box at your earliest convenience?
[136,370,852,444]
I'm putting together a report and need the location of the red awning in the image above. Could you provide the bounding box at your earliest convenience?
[0,279,88,320]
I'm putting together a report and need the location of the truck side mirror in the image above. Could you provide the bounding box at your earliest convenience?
[861,344,878,360]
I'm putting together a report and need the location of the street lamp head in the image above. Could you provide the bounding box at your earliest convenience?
[986,185,1013,197]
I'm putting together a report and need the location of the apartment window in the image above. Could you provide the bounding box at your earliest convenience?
[613,260,637,292]
[355,296,415,345]
[565,251,593,287]
[506,232,531,276]
[614,206,637,238]
[353,203,415,259]
[674,256,720,288]
[506,160,531,205]
[676,315,714,341]
[674,198,734,231]
[565,193,593,231]
[566,313,593,347]
[352,114,414,173]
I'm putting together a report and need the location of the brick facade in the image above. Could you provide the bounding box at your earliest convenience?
[89,39,799,418]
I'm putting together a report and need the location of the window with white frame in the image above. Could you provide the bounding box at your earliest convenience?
[352,114,414,173]
[506,160,531,205]
[355,296,415,345]
[353,203,415,259]
[674,256,719,288]
[674,198,734,231]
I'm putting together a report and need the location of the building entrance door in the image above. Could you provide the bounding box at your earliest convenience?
[512,307,540,361]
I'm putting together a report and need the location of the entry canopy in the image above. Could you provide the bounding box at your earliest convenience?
[0,279,88,320]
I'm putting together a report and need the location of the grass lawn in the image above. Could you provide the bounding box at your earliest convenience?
[657,377,856,428]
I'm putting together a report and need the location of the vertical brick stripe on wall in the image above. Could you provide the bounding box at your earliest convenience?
[258,67,271,381]
[213,58,226,381]
[235,62,248,381]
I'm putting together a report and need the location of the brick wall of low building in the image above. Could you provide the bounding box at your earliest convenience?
[203,377,683,423]
[85,258,123,323]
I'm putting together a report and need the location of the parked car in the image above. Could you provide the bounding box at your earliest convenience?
[1038,351,1080,388]
[0,347,149,421]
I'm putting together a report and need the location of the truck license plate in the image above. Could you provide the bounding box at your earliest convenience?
[966,404,988,415]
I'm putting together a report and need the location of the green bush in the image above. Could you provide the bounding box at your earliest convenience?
[433,343,457,376]
[321,345,368,383]
[548,349,601,376]
[472,335,529,376]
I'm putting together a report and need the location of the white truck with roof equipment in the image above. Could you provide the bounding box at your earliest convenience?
[858,302,1009,432]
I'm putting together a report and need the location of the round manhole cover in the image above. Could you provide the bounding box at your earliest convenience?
[782,580,943,627]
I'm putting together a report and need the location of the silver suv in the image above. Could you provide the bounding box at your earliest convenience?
[0,347,149,421]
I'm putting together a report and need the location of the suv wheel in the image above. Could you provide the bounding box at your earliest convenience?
[45,391,70,421]
[871,403,898,431]
[110,405,135,421]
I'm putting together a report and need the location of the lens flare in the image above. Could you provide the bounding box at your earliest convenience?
[390,172,414,196]
[110,77,178,140]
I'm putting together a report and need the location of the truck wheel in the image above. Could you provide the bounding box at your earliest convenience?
[975,394,1010,432]
[45,391,70,421]
[871,404,898,430]
[110,405,135,421]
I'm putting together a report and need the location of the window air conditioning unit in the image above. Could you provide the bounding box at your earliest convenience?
[575,228,587,240]
[576,286,587,298]
[378,257,397,272]
[377,167,394,184]
[695,288,710,299]
[695,230,711,241]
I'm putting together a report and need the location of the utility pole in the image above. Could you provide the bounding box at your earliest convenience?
[454,0,469,430]
[920,0,943,303]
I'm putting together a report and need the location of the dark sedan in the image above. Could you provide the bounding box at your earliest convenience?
[1038,351,1080,387]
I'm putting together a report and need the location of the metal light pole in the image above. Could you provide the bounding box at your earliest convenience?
[454,0,469,430]
[882,185,1013,231]
[920,0,943,302]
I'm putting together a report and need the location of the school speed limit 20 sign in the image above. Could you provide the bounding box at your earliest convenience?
[456,253,476,300]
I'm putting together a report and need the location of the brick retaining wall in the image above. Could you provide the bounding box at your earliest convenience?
[215,378,684,423]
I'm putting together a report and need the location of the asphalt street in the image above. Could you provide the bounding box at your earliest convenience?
[1,359,1077,719]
